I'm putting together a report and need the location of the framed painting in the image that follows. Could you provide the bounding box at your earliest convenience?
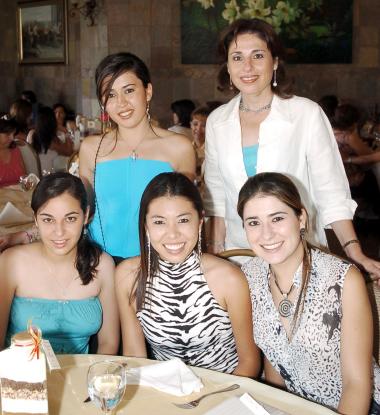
[181,0,353,64]
[17,0,67,64]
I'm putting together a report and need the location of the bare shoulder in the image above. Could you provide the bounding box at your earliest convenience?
[97,251,115,274]
[0,243,41,279]
[115,256,140,292]
[343,265,367,294]
[201,253,246,285]
[79,134,103,156]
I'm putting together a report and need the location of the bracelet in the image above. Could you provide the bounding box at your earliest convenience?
[25,230,39,244]
[342,239,360,250]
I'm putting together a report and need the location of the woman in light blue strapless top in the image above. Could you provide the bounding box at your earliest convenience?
[0,172,119,354]
[79,52,196,262]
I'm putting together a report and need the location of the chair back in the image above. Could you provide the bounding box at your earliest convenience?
[14,139,41,178]
[218,248,256,259]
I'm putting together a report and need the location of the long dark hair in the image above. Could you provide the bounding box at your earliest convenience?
[170,99,195,128]
[9,99,32,134]
[31,172,102,285]
[237,172,310,336]
[217,18,292,98]
[32,106,57,154]
[131,172,204,310]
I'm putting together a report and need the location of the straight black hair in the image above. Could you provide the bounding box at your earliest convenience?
[130,172,203,310]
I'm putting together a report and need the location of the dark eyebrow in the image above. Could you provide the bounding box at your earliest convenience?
[38,211,80,217]
[244,211,288,221]
[230,48,266,54]
[150,212,192,219]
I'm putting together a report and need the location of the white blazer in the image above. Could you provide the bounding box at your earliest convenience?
[204,93,357,250]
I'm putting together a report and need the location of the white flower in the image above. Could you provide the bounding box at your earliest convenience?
[196,0,215,9]
[222,0,241,23]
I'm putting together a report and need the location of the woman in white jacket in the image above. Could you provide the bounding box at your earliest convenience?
[204,18,380,279]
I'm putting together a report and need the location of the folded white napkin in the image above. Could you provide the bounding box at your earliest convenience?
[0,202,32,226]
[127,358,203,396]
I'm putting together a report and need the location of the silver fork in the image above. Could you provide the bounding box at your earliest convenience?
[173,383,240,409]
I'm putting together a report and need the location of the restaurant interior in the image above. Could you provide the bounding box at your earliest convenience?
[0,1,380,414]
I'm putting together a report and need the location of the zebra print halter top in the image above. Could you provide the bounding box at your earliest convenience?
[137,251,238,373]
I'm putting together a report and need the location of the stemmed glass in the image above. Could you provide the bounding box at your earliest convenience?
[87,361,127,414]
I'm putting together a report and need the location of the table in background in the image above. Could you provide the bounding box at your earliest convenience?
[0,184,34,235]
[46,355,335,415]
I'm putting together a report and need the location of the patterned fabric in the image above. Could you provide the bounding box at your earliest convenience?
[242,248,380,410]
[137,251,238,373]
[0,147,26,187]
[6,296,102,354]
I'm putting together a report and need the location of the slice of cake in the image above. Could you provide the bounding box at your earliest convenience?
[0,331,48,414]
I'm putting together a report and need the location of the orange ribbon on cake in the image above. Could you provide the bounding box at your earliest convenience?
[27,322,42,360]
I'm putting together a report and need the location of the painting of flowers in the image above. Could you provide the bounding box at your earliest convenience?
[181,0,353,64]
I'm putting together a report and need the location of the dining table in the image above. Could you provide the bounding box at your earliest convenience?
[44,354,336,415]
[0,183,34,235]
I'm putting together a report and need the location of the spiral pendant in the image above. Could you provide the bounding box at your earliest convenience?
[278,298,293,318]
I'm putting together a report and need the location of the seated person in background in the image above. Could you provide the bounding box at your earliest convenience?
[190,105,211,190]
[116,172,260,377]
[9,99,32,142]
[331,104,379,216]
[238,172,380,415]
[0,172,119,354]
[0,118,26,187]
[21,90,41,127]
[318,94,338,119]
[53,103,77,138]
[27,106,73,173]
[168,99,195,140]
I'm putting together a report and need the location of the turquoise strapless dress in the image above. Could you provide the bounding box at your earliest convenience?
[6,296,102,354]
[89,158,173,258]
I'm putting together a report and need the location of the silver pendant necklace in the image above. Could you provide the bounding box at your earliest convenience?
[270,267,295,318]
[239,98,272,113]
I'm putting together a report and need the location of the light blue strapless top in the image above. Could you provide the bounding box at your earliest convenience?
[90,158,173,258]
[6,296,102,354]
[242,144,259,177]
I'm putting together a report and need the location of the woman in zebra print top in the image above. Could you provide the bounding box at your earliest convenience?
[115,172,260,377]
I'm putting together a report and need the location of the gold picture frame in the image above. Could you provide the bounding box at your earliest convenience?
[17,0,68,64]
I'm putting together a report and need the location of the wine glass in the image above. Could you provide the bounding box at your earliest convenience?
[87,361,127,414]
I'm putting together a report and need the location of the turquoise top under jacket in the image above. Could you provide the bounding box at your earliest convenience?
[242,144,259,177]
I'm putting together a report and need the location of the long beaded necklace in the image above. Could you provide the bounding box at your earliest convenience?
[270,267,295,318]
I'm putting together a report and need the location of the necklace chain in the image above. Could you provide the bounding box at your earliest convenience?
[239,98,272,113]
[44,257,78,299]
[270,267,295,318]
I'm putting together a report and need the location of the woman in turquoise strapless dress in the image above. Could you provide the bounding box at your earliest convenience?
[0,172,119,354]
[79,52,196,262]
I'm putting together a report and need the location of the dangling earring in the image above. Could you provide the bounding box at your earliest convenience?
[300,228,306,240]
[146,102,151,123]
[197,228,202,260]
[146,232,151,280]
[272,69,278,87]
[229,75,234,90]
[83,226,88,237]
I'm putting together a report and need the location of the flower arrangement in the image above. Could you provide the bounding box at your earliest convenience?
[194,0,325,39]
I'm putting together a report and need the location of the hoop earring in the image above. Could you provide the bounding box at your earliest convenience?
[272,69,278,87]
[147,232,151,280]
[146,102,151,123]
[197,228,202,260]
